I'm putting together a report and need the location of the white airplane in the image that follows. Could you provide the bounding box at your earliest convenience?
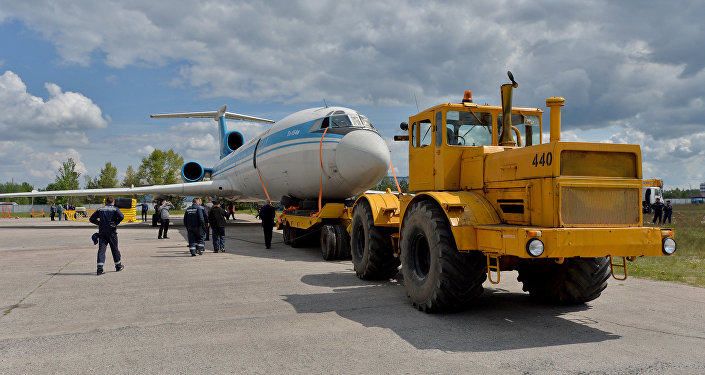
[0,105,391,205]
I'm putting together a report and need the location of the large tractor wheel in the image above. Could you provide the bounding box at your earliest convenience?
[350,201,399,280]
[400,201,486,313]
[283,223,292,245]
[517,257,611,304]
[334,224,351,259]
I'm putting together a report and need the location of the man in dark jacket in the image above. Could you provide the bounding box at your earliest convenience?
[89,196,125,275]
[158,200,175,239]
[208,200,228,252]
[258,200,276,249]
[184,198,206,256]
[663,200,673,224]
[652,197,665,224]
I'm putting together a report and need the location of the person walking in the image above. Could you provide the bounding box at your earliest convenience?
[652,197,665,224]
[663,200,673,224]
[158,200,175,239]
[50,203,56,221]
[57,203,64,221]
[141,201,149,222]
[208,200,228,252]
[184,198,206,256]
[89,196,124,275]
[227,202,235,220]
[258,200,276,249]
[202,200,211,241]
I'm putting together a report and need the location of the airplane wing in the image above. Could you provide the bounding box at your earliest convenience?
[150,105,275,124]
[0,180,237,199]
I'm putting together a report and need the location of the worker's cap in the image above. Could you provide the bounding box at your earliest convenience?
[213,200,220,205]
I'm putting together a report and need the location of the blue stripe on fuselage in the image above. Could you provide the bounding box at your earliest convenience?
[211,119,343,178]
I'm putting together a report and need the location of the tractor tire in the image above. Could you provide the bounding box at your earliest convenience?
[351,201,399,280]
[517,257,611,304]
[334,224,351,259]
[400,201,486,313]
[320,225,337,260]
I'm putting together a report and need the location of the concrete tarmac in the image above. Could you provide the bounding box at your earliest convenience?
[0,217,704,374]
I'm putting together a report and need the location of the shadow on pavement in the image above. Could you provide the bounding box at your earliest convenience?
[283,271,619,352]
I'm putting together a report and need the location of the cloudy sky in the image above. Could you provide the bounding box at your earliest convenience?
[1,0,704,190]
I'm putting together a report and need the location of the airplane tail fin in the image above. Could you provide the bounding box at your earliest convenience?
[150,105,275,159]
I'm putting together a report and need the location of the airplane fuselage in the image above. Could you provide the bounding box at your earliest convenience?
[211,106,390,201]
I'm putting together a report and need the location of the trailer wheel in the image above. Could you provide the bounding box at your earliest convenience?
[400,201,486,313]
[320,225,338,260]
[334,224,351,259]
[351,201,399,280]
[517,257,611,304]
[284,223,301,247]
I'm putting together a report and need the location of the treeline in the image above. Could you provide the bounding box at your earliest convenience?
[0,149,183,205]
[663,188,701,199]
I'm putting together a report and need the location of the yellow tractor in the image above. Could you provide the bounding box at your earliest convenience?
[350,72,676,312]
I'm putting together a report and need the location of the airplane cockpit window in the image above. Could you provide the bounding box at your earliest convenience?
[446,111,492,146]
[331,115,353,128]
[314,113,376,130]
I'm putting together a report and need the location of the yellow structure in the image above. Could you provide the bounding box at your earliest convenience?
[350,72,676,312]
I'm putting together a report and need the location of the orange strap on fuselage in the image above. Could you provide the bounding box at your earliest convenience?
[257,167,271,202]
[317,127,330,214]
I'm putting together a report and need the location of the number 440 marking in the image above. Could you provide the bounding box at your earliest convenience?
[532,152,553,167]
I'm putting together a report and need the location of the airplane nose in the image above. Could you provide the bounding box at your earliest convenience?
[335,130,390,191]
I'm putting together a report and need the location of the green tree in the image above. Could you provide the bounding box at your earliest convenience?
[48,158,81,204]
[372,176,409,193]
[138,149,184,185]
[122,165,140,187]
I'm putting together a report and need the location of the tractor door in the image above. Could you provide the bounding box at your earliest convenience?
[409,113,436,191]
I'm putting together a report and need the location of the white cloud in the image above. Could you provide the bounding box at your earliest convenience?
[0,70,107,144]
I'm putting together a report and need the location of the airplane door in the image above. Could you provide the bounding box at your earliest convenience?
[408,114,435,191]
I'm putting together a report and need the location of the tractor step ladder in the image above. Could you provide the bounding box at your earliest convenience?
[486,254,501,284]
[609,256,631,281]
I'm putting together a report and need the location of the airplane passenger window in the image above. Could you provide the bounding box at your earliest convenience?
[419,119,432,147]
[331,115,352,128]
[446,111,492,146]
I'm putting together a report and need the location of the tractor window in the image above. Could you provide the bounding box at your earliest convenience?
[436,112,443,146]
[521,115,541,146]
[497,114,541,146]
[446,111,492,146]
[411,122,417,147]
[419,119,432,147]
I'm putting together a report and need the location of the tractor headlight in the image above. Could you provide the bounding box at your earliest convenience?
[662,237,676,255]
[526,239,544,257]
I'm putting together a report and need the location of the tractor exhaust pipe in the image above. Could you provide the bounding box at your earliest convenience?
[499,71,518,146]
[546,97,565,143]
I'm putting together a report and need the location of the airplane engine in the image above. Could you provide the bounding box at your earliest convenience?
[181,161,211,182]
[226,131,244,152]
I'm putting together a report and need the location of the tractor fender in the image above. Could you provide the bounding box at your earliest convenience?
[401,191,502,251]
[353,192,400,227]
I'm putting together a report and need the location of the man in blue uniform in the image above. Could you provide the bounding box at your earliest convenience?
[652,197,665,224]
[184,198,206,256]
[89,196,125,275]
[663,200,673,224]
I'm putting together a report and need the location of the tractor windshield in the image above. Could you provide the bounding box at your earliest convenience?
[446,110,493,146]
